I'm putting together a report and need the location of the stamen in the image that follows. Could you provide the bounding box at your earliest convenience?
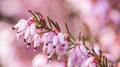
[53,46,56,48]
[62,44,65,47]
[12,27,15,30]
[47,53,50,56]
[28,43,30,45]
[46,43,48,46]
[34,47,37,49]
[24,39,26,42]
[34,47,37,52]
[49,58,52,60]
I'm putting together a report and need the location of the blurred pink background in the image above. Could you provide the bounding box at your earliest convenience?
[0,0,120,67]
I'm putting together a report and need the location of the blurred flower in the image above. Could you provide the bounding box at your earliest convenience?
[109,9,120,25]
[32,54,65,67]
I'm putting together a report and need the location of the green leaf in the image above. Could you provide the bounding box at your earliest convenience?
[35,12,42,19]
[50,19,59,30]
[105,57,108,67]
[55,21,61,31]
[78,32,81,41]
[99,50,102,62]
[38,30,51,34]
[28,10,38,20]
[92,48,97,55]
[65,23,76,41]
[44,27,52,31]
[82,36,89,50]
[47,16,52,28]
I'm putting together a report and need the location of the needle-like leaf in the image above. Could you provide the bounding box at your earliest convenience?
[82,36,89,50]
[47,16,52,28]
[65,23,76,41]
[28,10,38,20]
[50,19,58,29]
[55,21,61,31]
[78,32,81,41]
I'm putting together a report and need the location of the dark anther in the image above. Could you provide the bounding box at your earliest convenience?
[12,27,15,30]
[47,53,50,56]
[28,43,30,45]
[46,43,48,46]
[49,58,52,60]
[17,31,19,33]
[34,47,37,49]
[53,46,56,48]
[24,39,26,42]
[62,44,65,47]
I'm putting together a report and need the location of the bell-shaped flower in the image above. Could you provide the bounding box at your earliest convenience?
[55,43,64,61]
[17,20,28,33]
[58,32,65,46]
[33,33,41,51]
[68,44,89,67]
[41,33,49,43]
[67,49,78,67]
[52,35,59,48]
[24,27,30,42]
[12,19,27,30]
[47,43,55,60]
[30,23,36,37]
[13,17,39,49]
[81,57,96,67]
[80,44,88,58]
[43,32,55,46]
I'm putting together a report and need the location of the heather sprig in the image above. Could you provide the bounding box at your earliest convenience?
[12,11,113,67]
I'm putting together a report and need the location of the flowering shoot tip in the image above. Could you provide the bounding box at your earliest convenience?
[12,10,114,67]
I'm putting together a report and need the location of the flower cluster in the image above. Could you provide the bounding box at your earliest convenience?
[12,17,44,50]
[12,11,113,67]
[13,11,69,60]
[42,31,69,60]
[67,40,96,67]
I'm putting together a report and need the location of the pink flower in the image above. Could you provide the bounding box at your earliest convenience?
[67,42,90,67]
[80,44,88,59]
[58,32,65,46]
[56,41,69,60]
[12,19,27,31]
[42,31,69,61]
[52,35,59,48]
[47,43,55,60]
[13,17,41,48]
[81,57,96,67]
[68,45,82,67]
[45,32,55,46]
[33,33,41,51]
[13,17,69,61]
[67,42,96,67]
